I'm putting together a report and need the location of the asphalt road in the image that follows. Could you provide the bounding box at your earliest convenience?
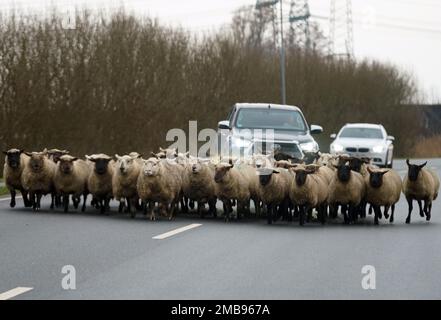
[1,159,440,300]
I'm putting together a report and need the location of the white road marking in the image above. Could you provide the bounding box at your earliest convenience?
[0,196,22,202]
[0,287,33,300]
[153,223,202,240]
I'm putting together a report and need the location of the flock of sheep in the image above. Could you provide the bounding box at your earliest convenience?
[2,147,440,225]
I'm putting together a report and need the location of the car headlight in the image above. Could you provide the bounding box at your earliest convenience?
[300,141,318,153]
[372,145,384,153]
[230,136,252,149]
[332,143,344,153]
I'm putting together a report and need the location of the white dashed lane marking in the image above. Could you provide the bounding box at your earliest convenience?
[0,287,33,300]
[152,223,202,240]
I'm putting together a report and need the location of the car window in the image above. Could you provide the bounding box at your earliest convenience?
[235,108,307,131]
[339,127,384,139]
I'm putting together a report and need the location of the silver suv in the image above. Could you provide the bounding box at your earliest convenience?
[217,103,323,159]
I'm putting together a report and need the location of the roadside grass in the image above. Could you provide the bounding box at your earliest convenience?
[0,185,8,196]
[412,135,441,158]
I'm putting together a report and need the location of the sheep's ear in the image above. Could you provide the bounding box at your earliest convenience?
[85,155,91,160]
[151,152,159,158]
[272,169,280,174]
[419,162,427,169]
[185,152,190,157]
[2,151,7,155]
[226,164,234,169]
[115,154,121,160]
[406,159,410,166]
[136,153,142,158]
[361,157,371,164]
[42,148,48,155]
[367,166,373,174]
[24,152,33,157]
[380,170,389,175]
[71,157,78,162]
[159,147,165,152]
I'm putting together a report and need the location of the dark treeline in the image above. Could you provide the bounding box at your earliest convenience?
[0,8,423,165]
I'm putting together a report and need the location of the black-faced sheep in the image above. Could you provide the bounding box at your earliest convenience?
[86,154,114,214]
[2,149,31,207]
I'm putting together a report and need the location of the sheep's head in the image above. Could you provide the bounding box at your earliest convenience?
[129,152,142,159]
[47,149,69,163]
[334,163,352,182]
[141,158,160,176]
[3,148,23,169]
[406,159,427,182]
[87,154,112,175]
[257,168,279,186]
[293,167,315,186]
[189,157,208,174]
[25,151,48,172]
[347,157,370,173]
[303,151,320,164]
[115,154,136,175]
[367,167,389,188]
[214,163,233,183]
[58,155,78,174]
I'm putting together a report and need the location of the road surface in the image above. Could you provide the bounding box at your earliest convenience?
[0,159,440,300]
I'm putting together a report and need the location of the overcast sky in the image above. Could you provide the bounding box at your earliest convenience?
[1,0,440,103]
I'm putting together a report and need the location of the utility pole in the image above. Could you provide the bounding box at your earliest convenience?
[328,0,354,59]
[256,0,286,105]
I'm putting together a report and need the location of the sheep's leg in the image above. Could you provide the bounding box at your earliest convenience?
[267,203,273,225]
[424,199,432,221]
[418,200,424,217]
[21,189,31,207]
[373,205,381,225]
[368,204,373,215]
[342,204,350,225]
[35,192,42,212]
[293,205,299,219]
[50,193,55,210]
[383,205,390,219]
[124,198,131,213]
[224,200,232,222]
[63,195,69,213]
[55,195,61,208]
[390,204,395,223]
[168,200,176,220]
[150,201,157,221]
[72,196,80,209]
[319,203,326,225]
[81,193,88,212]
[181,197,189,213]
[129,198,137,219]
[405,197,413,224]
[9,188,16,208]
[118,200,124,213]
[254,198,261,216]
[189,199,195,210]
[30,192,36,211]
[100,199,106,214]
[299,205,307,226]
[208,198,217,218]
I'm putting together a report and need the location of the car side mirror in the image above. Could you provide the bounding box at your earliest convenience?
[218,120,230,130]
[387,135,395,142]
[330,133,337,139]
[310,124,323,134]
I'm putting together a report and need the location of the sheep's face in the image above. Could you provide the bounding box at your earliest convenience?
[47,149,69,163]
[115,155,135,175]
[191,160,203,174]
[406,159,427,182]
[294,169,308,186]
[257,168,279,186]
[142,159,160,176]
[303,152,320,165]
[336,164,351,182]
[368,170,388,188]
[58,155,78,174]
[214,163,233,183]
[26,152,47,172]
[91,158,111,175]
[3,149,23,169]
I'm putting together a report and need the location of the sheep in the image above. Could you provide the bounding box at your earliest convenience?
[289,166,328,225]
[86,154,115,214]
[183,157,217,218]
[21,150,56,212]
[365,167,402,224]
[403,160,440,224]
[235,162,262,216]
[214,162,250,221]
[112,154,142,217]
[303,151,321,164]
[305,164,333,185]
[137,157,181,220]
[328,162,366,224]
[46,148,69,209]
[2,149,31,208]
[53,155,91,213]
[257,167,291,224]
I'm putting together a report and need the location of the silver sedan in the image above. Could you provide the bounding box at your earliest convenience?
[330,123,395,168]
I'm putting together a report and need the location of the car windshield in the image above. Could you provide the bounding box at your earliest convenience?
[339,127,384,139]
[235,108,307,131]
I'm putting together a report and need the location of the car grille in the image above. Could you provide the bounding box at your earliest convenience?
[253,141,303,159]
[345,147,370,153]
